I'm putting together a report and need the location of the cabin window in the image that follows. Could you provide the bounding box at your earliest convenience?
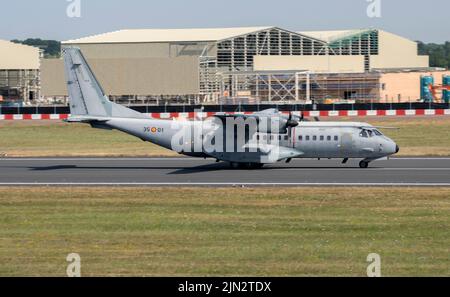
[284,135,289,141]
[270,135,274,140]
[320,136,324,141]
[306,136,310,141]
[313,136,317,141]
[299,135,303,141]
[367,130,374,137]
[334,136,339,141]
[327,136,331,141]
[359,130,369,138]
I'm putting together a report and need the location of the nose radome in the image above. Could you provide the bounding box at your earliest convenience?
[395,144,400,154]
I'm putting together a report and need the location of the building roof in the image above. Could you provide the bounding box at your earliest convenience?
[300,29,374,42]
[0,39,40,69]
[62,27,274,44]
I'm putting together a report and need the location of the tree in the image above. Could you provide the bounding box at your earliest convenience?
[11,39,61,58]
[417,41,450,68]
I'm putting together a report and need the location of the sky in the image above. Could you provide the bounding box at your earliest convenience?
[1,0,449,43]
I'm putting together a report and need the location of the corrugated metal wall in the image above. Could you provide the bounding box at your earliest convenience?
[41,56,199,96]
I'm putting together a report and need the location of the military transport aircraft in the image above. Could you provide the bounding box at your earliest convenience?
[63,47,399,169]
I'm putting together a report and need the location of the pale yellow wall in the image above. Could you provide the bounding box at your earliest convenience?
[40,59,66,96]
[253,55,365,73]
[64,42,215,59]
[41,57,199,96]
[379,70,450,102]
[370,30,429,69]
[66,43,171,59]
[0,40,40,69]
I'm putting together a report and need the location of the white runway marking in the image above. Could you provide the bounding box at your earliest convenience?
[270,168,450,171]
[0,182,449,187]
[1,157,450,161]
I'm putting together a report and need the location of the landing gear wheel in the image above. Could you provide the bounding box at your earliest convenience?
[246,163,264,169]
[229,162,264,169]
[230,162,241,169]
[359,161,369,169]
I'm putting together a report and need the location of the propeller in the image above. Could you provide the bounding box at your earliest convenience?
[285,112,299,128]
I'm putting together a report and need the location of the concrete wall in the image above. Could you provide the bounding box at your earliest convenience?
[0,40,40,70]
[379,70,450,102]
[253,55,365,73]
[370,30,429,70]
[41,56,199,96]
[40,59,66,96]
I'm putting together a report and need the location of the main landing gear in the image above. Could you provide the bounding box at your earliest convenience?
[229,162,265,169]
[359,160,370,168]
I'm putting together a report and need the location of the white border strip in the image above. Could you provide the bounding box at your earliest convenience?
[1,109,450,121]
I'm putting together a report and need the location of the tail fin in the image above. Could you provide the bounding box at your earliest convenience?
[63,47,145,119]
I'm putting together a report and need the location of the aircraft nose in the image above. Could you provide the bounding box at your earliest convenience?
[395,144,400,154]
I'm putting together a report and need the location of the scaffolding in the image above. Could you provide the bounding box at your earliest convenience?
[0,69,40,105]
[217,71,382,103]
[198,28,382,101]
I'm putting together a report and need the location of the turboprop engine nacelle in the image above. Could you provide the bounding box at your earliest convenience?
[256,114,299,134]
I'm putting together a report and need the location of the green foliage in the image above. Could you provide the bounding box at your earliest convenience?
[418,41,450,68]
[11,39,61,58]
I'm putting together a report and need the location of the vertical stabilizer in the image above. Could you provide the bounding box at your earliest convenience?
[63,47,145,119]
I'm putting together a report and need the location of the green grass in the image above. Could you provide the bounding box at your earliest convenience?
[0,116,449,157]
[0,121,176,157]
[0,187,448,276]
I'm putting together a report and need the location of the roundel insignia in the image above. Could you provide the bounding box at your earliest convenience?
[151,127,157,133]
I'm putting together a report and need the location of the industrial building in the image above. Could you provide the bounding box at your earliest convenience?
[0,40,41,106]
[8,27,450,104]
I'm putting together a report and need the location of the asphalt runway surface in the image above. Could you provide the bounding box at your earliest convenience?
[0,157,449,186]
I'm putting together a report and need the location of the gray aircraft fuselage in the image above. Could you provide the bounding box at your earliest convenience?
[101,117,399,166]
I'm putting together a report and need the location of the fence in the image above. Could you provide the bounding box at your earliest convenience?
[1,102,450,115]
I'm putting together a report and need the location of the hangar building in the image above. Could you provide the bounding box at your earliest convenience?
[38,27,448,104]
[0,40,41,106]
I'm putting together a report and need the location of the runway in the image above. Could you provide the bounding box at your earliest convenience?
[0,157,449,186]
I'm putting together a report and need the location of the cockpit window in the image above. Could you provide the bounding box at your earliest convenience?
[373,129,383,136]
[360,129,382,138]
[359,130,369,138]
